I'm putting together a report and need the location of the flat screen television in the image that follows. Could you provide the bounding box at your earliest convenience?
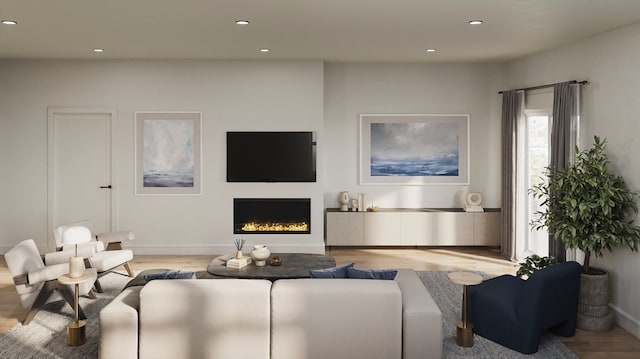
[227,131,317,182]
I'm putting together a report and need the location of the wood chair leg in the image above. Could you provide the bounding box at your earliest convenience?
[22,281,88,325]
[87,289,97,299]
[124,262,134,277]
[22,281,56,325]
[106,241,124,251]
[58,284,86,320]
[23,308,39,326]
[93,278,104,293]
[83,259,104,293]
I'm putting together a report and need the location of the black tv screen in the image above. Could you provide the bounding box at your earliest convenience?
[227,131,316,182]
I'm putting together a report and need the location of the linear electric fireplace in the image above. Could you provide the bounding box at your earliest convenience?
[234,198,311,234]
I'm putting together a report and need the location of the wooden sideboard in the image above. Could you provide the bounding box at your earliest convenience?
[325,208,500,247]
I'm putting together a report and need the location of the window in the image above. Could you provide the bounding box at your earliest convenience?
[519,110,551,258]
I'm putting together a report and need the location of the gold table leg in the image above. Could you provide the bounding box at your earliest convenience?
[67,283,86,346]
[455,284,474,347]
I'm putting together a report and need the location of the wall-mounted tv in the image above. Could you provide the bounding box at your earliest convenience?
[227,131,317,182]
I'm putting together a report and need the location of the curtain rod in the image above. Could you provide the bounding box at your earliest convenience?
[498,80,589,94]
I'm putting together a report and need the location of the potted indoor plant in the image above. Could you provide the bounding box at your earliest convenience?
[530,135,640,331]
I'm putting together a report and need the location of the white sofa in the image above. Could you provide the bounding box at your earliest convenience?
[99,269,442,359]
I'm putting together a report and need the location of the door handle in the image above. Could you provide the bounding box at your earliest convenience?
[99,185,112,189]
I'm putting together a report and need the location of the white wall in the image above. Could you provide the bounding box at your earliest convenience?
[0,59,507,257]
[507,22,640,338]
[0,60,326,254]
[323,62,505,209]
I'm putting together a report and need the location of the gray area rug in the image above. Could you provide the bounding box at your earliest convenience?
[418,271,578,359]
[0,272,130,359]
[0,270,577,358]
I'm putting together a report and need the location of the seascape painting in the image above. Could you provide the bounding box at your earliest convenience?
[360,114,469,185]
[135,112,202,195]
[143,119,195,187]
[370,122,459,177]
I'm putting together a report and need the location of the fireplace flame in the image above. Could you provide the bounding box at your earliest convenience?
[241,221,308,232]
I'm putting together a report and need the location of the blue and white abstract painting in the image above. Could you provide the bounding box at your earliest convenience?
[370,122,459,177]
[143,119,194,187]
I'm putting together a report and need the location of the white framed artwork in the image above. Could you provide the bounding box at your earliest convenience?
[135,112,202,195]
[359,114,470,185]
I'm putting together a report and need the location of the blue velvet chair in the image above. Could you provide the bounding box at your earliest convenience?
[466,261,581,354]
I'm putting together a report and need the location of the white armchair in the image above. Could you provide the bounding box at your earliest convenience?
[5,239,97,325]
[47,222,135,293]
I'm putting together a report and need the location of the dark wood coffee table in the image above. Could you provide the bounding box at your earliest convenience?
[207,253,335,280]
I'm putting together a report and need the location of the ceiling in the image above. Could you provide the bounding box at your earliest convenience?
[2,0,640,62]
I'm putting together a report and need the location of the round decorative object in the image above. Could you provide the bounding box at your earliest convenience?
[251,245,271,267]
[466,192,483,206]
[269,256,282,266]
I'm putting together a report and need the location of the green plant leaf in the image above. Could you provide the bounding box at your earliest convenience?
[529,135,640,273]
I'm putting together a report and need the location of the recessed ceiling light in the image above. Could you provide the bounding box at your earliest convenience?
[93,48,104,53]
[1,20,17,25]
[260,48,270,53]
[235,20,250,25]
[469,20,483,25]
[426,48,436,53]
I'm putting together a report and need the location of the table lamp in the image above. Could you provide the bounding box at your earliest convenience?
[61,226,91,278]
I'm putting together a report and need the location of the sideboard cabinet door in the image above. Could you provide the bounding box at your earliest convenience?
[363,212,402,245]
[326,212,364,245]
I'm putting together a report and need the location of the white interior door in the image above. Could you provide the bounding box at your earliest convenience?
[48,108,115,241]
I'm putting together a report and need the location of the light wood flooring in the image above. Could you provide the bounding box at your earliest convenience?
[1,247,639,358]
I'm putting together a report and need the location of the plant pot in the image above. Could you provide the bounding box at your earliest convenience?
[576,269,614,332]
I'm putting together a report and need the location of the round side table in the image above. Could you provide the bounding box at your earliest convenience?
[58,270,96,346]
[448,271,483,348]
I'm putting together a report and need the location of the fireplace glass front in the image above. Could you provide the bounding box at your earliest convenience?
[233,198,311,234]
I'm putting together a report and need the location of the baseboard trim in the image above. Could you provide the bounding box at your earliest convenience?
[611,303,640,339]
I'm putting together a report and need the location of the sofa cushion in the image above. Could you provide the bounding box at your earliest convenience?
[347,267,398,280]
[139,279,272,359]
[309,262,354,278]
[394,269,443,359]
[100,286,142,359]
[271,278,402,359]
[90,249,133,272]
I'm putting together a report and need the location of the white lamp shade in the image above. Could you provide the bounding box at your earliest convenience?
[61,226,92,245]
